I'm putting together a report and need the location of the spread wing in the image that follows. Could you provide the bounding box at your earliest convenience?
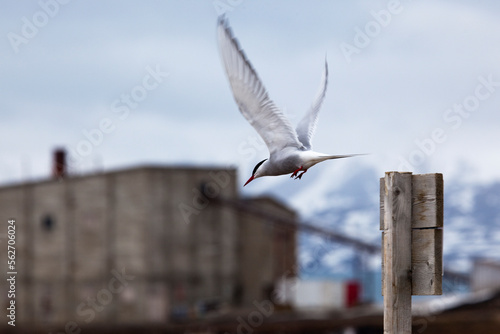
[296,59,328,150]
[217,17,304,155]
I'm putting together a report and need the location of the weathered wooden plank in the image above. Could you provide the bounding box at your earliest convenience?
[382,230,444,296]
[381,173,443,228]
[412,173,443,228]
[382,172,412,334]
[381,231,386,297]
[412,228,443,295]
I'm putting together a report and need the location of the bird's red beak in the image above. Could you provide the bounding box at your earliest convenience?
[244,175,255,187]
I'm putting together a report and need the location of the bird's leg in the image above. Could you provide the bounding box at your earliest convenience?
[296,169,308,180]
[290,166,303,178]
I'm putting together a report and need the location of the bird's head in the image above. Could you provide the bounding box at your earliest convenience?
[244,159,268,186]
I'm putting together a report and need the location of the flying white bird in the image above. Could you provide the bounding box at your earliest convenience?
[218,17,362,186]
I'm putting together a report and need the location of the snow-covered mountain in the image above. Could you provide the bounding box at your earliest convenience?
[244,161,500,278]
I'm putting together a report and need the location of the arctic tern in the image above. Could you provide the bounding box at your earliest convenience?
[218,17,361,186]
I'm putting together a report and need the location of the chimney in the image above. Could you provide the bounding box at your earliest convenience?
[52,148,66,179]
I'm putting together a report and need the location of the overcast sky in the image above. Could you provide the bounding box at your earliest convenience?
[1,0,500,188]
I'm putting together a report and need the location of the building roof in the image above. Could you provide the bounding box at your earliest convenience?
[0,164,237,190]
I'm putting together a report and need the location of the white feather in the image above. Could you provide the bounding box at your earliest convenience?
[296,59,328,150]
[217,17,304,156]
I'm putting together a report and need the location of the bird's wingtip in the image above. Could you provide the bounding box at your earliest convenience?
[217,14,228,27]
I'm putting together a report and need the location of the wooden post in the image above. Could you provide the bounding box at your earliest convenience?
[380,172,444,334]
[382,172,412,334]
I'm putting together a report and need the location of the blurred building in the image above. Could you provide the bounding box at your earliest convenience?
[471,258,500,292]
[0,152,296,327]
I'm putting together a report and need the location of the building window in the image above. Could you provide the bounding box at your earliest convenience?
[41,215,55,231]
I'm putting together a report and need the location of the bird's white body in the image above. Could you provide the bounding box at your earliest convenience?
[217,17,360,185]
[257,149,349,177]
